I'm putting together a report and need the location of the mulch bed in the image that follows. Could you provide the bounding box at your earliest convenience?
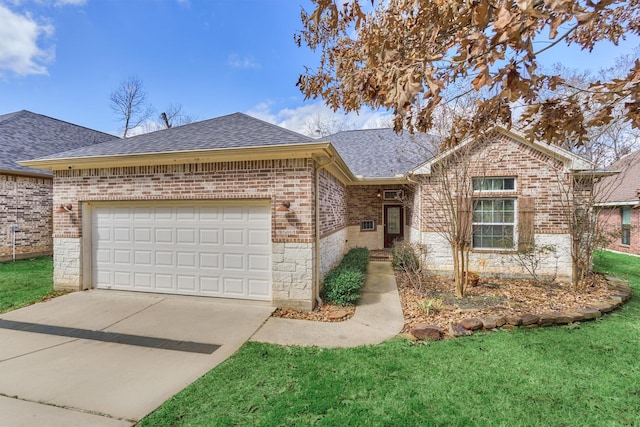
[270,270,618,339]
[396,271,617,335]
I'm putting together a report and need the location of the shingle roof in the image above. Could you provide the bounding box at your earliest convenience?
[597,150,640,203]
[0,110,117,176]
[325,128,439,178]
[36,112,315,161]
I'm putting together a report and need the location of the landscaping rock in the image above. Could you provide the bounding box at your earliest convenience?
[538,313,557,326]
[588,302,616,314]
[553,313,574,324]
[565,311,586,322]
[505,315,523,326]
[449,322,473,337]
[480,318,497,330]
[501,324,517,331]
[573,308,602,320]
[521,314,540,326]
[493,316,507,327]
[327,310,350,320]
[460,318,483,331]
[410,324,443,341]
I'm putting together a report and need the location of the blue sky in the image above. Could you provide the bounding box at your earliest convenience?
[0,0,638,136]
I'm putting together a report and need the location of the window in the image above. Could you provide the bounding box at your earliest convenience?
[621,207,631,245]
[472,199,516,249]
[383,190,403,200]
[360,220,375,232]
[473,177,516,192]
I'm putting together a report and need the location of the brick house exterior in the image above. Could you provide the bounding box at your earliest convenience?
[22,114,595,310]
[596,150,640,255]
[0,111,117,262]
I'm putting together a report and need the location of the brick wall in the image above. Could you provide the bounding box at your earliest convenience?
[599,207,640,255]
[318,168,347,237]
[420,135,570,235]
[53,160,314,242]
[0,173,53,261]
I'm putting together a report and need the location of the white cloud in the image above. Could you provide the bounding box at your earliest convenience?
[227,53,260,69]
[246,101,393,137]
[0,4,54,76]
[54,0,86,5]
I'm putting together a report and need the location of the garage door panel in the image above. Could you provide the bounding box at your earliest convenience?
[223,229,244,245]
[177,229,196,244]
[92,204,271,300]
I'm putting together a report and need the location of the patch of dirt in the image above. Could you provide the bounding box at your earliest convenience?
[272,303,355,322]
[397,272,617,334]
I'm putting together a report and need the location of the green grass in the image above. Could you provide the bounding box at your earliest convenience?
[141,251,640,427]
[0,257,55,313]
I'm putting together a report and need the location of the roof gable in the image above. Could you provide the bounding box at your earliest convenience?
[411,127,595,175]
[0,110,118,177]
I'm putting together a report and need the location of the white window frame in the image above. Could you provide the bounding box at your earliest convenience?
[360,220,376,232]
[472,177,517,192]
[621,206,631,245]
[472,198,517,250]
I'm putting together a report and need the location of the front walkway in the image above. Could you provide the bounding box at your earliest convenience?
[250,261,405,347]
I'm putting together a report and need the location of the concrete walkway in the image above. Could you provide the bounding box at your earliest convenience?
[251,261,405,347]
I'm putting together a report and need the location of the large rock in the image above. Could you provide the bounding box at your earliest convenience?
[460,318,483,331]
[505,315,523,326]
[480,318,497,330]
[410,324,444,341]
[574,308,602,320]
[521,314,540,326]
[588,302,616,314]
[449,322,473,337]
[553,312,574,324]
[538,313,557,326]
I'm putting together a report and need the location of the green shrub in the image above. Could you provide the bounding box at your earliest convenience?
[322,248,369,306]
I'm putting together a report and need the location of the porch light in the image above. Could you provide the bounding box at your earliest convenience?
[276,201,291,212]
[376,189,382,198]
[55,203,73,213]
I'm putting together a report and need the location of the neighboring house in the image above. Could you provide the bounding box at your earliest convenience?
[596,150,640,255]
[21,113,596,310]
[1,110,118,262]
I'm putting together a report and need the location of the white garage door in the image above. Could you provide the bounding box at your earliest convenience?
[91,203,272,300]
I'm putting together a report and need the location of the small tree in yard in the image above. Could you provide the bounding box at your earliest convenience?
[423,143,475,298]
[556,168,620,292]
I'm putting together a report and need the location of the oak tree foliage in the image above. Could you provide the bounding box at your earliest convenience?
[296,0,639,147]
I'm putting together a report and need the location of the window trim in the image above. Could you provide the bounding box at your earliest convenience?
[472,177,517,193]
[621,206,631,246]
[472,198,517,250]
[360,220,376,232]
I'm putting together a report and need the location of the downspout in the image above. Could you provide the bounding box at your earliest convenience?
[314,155,336,308]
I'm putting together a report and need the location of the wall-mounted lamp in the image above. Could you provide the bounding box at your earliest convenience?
[55,203,73,213]
[276,201,291,212]
[376,189,382,198]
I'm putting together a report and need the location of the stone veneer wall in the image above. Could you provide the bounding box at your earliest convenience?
[598,207,640,256]
[0,173,53,261]
[420,232,573,280]
[52,159,316,310]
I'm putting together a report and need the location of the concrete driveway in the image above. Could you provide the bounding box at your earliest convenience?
[0,291,274,426]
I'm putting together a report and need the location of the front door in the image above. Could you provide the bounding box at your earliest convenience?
[384,205,404,248]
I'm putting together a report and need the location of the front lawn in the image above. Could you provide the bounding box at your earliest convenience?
[140,251,640,426]
[0,257,55,313]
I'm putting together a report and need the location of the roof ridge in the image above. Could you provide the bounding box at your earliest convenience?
[0,110,117,139]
